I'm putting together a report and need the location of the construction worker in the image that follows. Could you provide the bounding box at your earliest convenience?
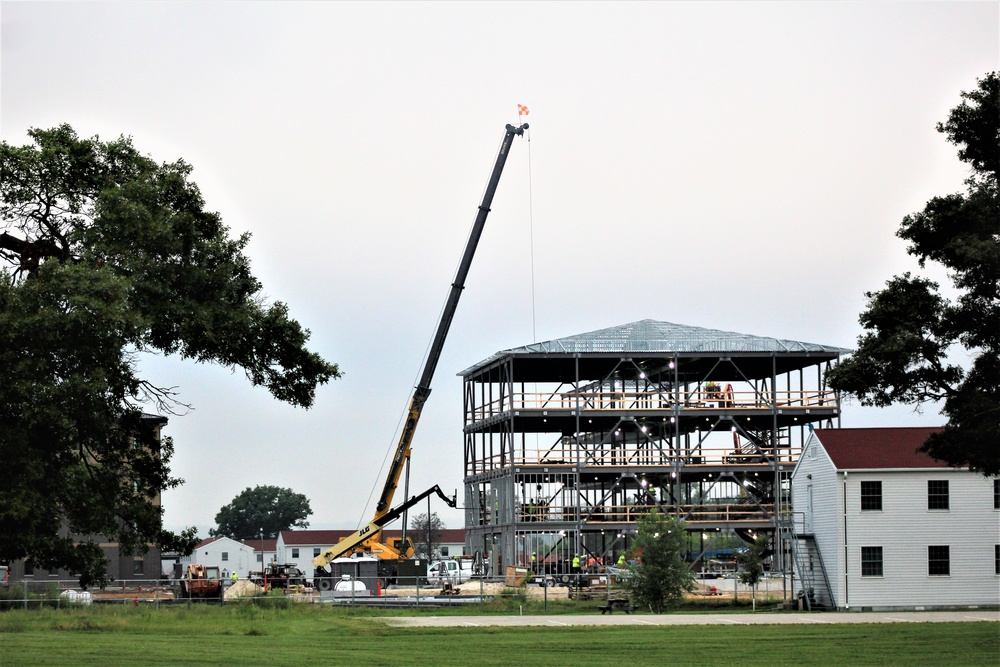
[530,552,537,569]
[231,571,239,584]
[617,553,626,568]
[572,554,580,575]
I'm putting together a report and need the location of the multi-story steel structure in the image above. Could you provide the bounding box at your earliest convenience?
[460,319,847,577]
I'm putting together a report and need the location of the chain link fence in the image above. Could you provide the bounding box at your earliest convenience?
[0,572,624,610]
[0,571,788,611]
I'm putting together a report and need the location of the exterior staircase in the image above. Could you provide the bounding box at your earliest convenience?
[780,520,834,610]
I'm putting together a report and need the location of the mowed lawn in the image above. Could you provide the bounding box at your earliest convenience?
[0,605,997,666]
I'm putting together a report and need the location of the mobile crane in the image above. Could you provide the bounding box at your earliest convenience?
[313,123,528,581]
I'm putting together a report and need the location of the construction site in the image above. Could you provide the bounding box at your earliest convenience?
[460,319,847,581]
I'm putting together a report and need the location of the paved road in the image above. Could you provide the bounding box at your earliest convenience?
[383,610,1000,627]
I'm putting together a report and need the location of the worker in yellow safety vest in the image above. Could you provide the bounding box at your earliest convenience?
[231,572,238,583]
[617,553,626,568]
[572,554,580,575]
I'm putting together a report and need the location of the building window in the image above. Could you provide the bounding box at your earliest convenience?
[48,567,60,576]
[994,479,999,510]
[860,481,882,511]
[995,545,999,575]
[313,548,321,558]
[291,548,299,559]
[24,562,34,576]
[927,480,949,510]
[861,546,883,577]
[257,553,263,562]
[221,552,229,562]
[928,545,950,576]
[440,546,450,557]
[133,559,144,575]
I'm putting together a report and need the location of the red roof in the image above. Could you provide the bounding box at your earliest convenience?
[814,427,947,470]
[279,530,355,545]
[241,538,278,552]
[279,528,466,546]
[193,536,223,549]
[439,529,465,543]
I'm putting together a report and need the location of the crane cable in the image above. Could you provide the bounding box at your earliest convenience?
[526,124,536,343]
[523,113,540,462]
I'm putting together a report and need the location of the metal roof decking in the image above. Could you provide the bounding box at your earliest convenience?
[460,319,851,377]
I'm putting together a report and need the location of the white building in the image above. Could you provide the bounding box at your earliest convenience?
[791,427,1000,611]
[180,536,257,579]
[276,530,336,569]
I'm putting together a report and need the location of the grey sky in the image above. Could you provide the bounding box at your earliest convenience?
[2,2,997,535]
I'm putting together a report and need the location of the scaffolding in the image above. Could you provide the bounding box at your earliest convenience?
[460,319,847,581]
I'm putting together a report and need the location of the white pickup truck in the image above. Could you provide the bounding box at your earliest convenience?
[425,559,474,585]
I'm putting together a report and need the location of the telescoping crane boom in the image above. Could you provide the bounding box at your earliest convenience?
[313,123,528,575]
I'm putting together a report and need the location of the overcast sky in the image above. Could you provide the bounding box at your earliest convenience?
[2,2,997,536]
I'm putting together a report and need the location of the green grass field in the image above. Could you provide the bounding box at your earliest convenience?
[1,604,996,666]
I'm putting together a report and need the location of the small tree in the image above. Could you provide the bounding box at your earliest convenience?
[211,485,312,540]
[736,533,770,610]
[622,510,695,613]
[408,512,445,559]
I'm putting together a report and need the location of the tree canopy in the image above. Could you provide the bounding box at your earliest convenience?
[827,72,999,476]
[0,125,339,585]
[211,486,312,540]
[622,510,695,613]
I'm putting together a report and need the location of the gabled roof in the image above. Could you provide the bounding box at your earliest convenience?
[814,427,948,470]
[462,319,849,375]
[193,535,253,550]
[194,536,224,549]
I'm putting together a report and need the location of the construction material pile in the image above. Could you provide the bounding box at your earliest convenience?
[224,579,263,600]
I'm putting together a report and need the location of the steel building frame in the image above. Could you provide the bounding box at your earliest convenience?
[460,320,846,580]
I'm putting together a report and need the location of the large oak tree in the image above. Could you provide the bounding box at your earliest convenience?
[828,73,999,476]
[211,486,312,540]
[0,125,340,586]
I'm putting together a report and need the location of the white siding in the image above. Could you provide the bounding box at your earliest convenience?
[844,469,999,609]
[181,537,256,578]
[274,537,328,569]
[439,541,465,557]
[791,434,843,605]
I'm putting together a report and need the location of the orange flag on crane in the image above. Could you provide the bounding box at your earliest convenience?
[518,104,529,117]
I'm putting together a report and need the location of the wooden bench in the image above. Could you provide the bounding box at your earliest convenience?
[598,598,634,614]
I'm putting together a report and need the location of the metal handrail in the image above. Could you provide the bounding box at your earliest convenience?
[467,388,838,421]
